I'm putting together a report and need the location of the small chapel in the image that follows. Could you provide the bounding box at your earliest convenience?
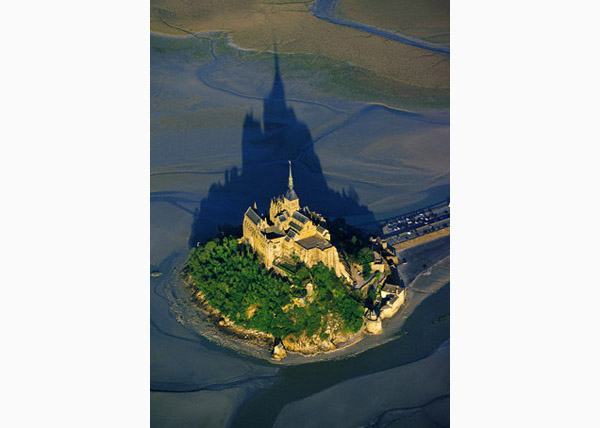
[242,161,349,280]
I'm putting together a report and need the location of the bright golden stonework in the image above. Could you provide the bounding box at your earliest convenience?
[242,161,350,280]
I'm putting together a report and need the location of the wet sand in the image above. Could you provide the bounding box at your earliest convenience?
[150,252,280,427]
[273,340,450,427]
[151,388,246,428]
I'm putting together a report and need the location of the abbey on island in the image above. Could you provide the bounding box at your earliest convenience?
[242,161,350,281]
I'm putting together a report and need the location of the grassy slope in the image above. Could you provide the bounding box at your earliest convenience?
[337,0,450,44]
[150,0,449,91]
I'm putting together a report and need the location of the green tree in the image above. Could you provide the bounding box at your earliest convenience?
[186,237,365,338]
[362,262,371,276]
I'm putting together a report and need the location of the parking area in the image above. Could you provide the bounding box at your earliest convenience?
[381,201,450,247]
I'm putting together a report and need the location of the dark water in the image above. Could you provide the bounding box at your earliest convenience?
[150,34,450,427]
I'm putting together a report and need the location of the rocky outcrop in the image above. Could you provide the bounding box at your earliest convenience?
[281,326,362,356]
[282,333,335,354]
[272,339,287,360]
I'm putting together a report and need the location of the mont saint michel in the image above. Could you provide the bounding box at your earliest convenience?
[185,161,409,359]
[151,0,449,424]
[243,161,349,281]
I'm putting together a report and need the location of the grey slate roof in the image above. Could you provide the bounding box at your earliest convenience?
[285,188,298,201]
[245,207,261,225]
[289,221,303,232]
[292,211,309,224]
[295,235,333,251]
[382,284,401,295]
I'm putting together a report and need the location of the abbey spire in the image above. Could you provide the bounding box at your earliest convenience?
[285,160,298,201]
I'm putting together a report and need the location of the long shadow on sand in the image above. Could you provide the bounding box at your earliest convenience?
[188,52,375,246]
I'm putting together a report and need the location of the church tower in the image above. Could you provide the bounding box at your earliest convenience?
[285,160,298,202]
[269,160,300,221]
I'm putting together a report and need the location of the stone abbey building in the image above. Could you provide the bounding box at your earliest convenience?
[242,161,350,280]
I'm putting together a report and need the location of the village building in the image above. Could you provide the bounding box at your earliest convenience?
[381,284,402,299]
[380,284,406,319]
[242,161,350,280]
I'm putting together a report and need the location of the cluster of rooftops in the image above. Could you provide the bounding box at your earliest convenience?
[244,205,332,250]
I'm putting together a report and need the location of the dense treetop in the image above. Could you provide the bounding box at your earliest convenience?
[186,236,365,339]
[327,218,374,274]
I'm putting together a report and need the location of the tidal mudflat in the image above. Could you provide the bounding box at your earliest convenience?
[150,0,449,88]
[151,32,449,262]
[272,341,449,428]
[151,27,449,427]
